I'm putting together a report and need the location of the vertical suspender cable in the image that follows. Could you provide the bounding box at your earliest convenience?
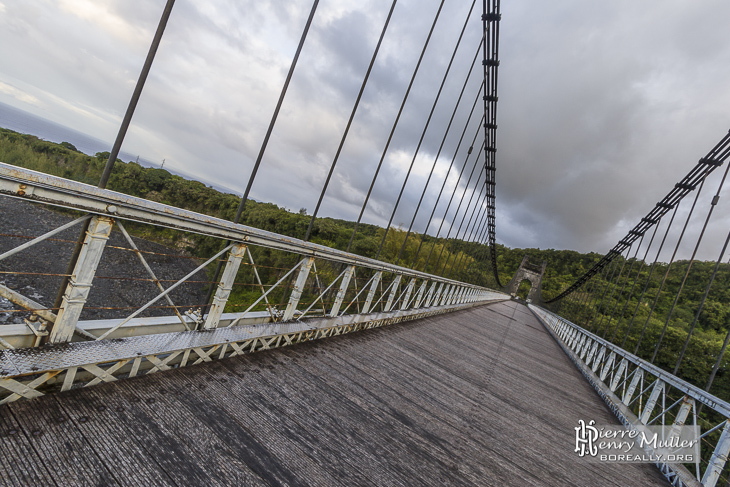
[304,0,398,241]
[595,244,633,335]
[204,0,320,311]
[375,0,479,260]
[623,212,676,350]
[409,97,483,267]
[419,121,484,269]
[393,37,484,264]
[439,169,489,276]
[671,152,730,372]
[603,233,644,340]
[646,180,705,362]
[704,252,730,393]
[51,0,177,332]
[346,0,446,253]
[438,178,490,275]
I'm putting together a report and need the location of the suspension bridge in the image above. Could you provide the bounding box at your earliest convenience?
[1,1,730,486]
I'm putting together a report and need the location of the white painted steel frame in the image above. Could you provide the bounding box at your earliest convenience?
[0,163,508,401]
[531,304,730,487]
[0,299,506,404]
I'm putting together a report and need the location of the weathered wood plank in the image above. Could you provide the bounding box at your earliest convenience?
[7,395,120,486]
[0,404,57,486]
[0,301,671,486]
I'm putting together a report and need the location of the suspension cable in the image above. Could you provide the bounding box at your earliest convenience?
[393,37,485,263]
[482,0,502,287]
[546,130,730,303]
[375,0,479,260]
[204,0,320,312]
[303,0,398,241]
[346,0,446,253]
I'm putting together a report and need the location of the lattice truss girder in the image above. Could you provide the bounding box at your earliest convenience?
[532,305,730,487]
[0,304,494,404]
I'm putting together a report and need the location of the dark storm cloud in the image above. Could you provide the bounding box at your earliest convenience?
[1,0,729,259]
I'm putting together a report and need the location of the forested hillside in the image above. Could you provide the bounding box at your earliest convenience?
[1,127,728,400]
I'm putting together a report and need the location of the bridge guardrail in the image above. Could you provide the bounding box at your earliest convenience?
[0,163,507,402]
[530,304,730,487]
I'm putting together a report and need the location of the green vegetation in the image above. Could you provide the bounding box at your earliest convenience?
[0,127,479,279]
[1,127,727,400]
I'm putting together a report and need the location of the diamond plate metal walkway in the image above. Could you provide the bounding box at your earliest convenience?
[0,300,668,486]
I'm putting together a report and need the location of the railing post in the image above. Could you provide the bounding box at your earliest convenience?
[400,278,417,310]
[579,338,592,360]
[385,275,402,312]
[610,359,628,392]
[440,285,452,306]
[414,280,428,308]
[668,396,694,440]
[424,281,437,307]
[702,420,730,487]
[49,215,114,343]
[592,347,606,373]
[204,243,246,329]
[445,285,455,305]
[585,342,599,366]
[452,286,463,304]
[448,285,457,305]
[600,351,616,381]
[362,271,382,314]
[640,380,665,424]
[623,369,643,405]
[282,257,315,321]
[426,282,444,308]
[567,329,578,348]
[329,265,355,317]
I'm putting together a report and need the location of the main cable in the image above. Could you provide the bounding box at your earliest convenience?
[482,0,502,287]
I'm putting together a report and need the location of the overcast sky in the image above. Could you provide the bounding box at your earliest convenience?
[1,0,730,261]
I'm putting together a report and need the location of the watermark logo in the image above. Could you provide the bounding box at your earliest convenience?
[574,420,700,464]
[575,420,599,457]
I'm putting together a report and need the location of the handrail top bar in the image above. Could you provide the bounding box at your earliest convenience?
[529,304,730,418]
[0,162,490,289]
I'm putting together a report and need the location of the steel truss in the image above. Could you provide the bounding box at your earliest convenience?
[531,304,730,487]
[0,163,506,401]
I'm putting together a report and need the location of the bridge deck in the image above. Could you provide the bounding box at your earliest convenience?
[0,301,668,486]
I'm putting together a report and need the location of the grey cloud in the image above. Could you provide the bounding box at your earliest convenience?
[1,0,729,261]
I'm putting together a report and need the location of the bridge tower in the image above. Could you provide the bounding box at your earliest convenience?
[504,255,546,304]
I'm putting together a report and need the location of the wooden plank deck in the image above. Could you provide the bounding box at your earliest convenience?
[0,301,669,486]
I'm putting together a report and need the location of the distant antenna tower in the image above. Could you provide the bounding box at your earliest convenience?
[135,156,139,163]
[161,158,165,169]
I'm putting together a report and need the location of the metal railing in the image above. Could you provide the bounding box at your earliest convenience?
[0,163,507,403]
[531,304,730,487]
